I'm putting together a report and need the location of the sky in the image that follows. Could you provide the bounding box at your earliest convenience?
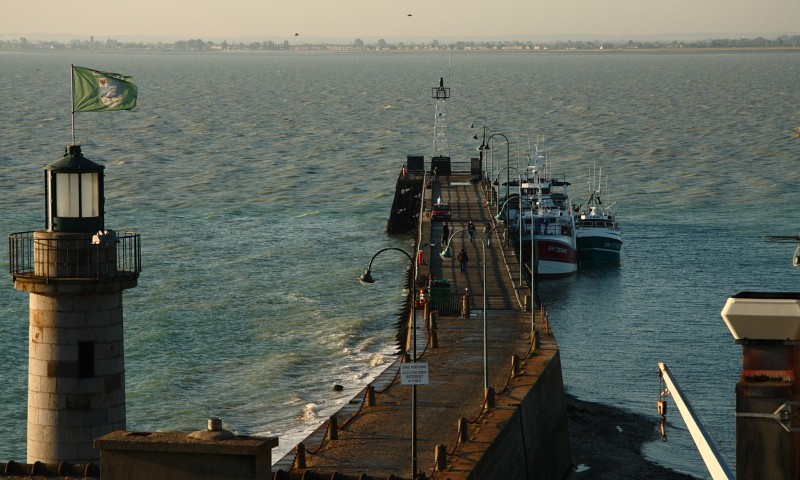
[3,0,799,42]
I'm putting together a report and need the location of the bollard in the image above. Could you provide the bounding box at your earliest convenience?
[293,442,306,469]
[529,329,539,356]
[511,354,520,376]
[402,352,411,363]
[428,310,438,331]
[461,292,471,318]
[458,417,468,443]
[485,387,495,410]
[327,416,338,441]
[431,328,439,348]
[524,294,532,312]
[423,301,429,325]
[365,385,376,407]
[273,470,289,480]
[434,444,447,471]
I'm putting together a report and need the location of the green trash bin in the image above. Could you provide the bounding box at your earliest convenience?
[429,279,451,313]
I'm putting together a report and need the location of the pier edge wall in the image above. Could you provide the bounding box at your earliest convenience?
[466,352,572,480]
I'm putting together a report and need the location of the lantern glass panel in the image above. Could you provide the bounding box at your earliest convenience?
[81,172,99,217]
[56,173,80,217]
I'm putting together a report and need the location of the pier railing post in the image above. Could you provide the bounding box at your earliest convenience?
[293,443,306,469]
[485,387,496,410]
[327,416,338,441]
[458,417,469,443]
[365,385,376,407]
[434,444,447,471]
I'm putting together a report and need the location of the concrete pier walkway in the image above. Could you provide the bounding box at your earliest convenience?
[273,173,568,480]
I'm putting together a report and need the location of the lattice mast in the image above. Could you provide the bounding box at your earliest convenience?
[431,77,451,158]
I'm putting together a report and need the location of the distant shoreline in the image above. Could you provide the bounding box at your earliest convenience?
[2,46,799,54]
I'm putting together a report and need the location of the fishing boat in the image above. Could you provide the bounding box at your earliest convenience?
[574,169,622,264]
[502,141,578,279]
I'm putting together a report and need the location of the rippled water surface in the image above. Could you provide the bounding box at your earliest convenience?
[1,50,798,477]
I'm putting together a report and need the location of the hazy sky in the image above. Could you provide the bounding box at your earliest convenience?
[3,0,799,41]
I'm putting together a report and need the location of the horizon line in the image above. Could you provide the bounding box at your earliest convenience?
[3,31,799,44]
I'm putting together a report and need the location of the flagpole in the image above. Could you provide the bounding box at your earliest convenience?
[70,64,75,146]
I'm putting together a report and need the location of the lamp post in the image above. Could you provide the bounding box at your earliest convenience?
[440,230,489,392]
[494,166,524,284]
[357,247,418,479]
[522,199,537,341]
[473,125,491,202]
[487,133,510,212]
[493,166,523,218]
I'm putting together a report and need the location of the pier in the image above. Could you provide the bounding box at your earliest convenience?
[274,169,572,479]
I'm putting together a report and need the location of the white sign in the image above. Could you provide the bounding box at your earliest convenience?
[400,363,429,385]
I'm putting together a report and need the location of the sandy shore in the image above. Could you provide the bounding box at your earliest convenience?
[566,395,699,479]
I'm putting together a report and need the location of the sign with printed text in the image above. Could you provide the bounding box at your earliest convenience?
[400,363,429,385]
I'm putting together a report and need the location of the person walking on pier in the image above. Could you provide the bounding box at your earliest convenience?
[483,221,493,245]
[467,220,476,243]
[457,248,468,274]
[441,222,449,246]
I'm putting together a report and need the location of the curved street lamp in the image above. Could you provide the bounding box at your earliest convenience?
[493,166,523,218]
[473,130,509,207]
[521,199,538,342]
[357,247,419,479]
[439,229,489,393]
[494,166,524,284]
[487,133,510,210]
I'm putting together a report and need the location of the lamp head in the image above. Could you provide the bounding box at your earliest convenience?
[495,211,505,222]
[357,269,375,284]
[440,247,453,260]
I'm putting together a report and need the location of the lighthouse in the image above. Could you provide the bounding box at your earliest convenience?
[9,144,140,464]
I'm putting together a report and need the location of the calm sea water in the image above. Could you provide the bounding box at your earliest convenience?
[1,50,798,477]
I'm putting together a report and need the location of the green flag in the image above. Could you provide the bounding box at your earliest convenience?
[72,65,137,112]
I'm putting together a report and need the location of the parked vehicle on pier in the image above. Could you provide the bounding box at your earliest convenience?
[431,202,451,222]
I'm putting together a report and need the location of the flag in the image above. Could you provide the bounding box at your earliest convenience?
[72,66,137,112]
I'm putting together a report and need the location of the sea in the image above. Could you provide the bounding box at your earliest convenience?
[1,49,798,478]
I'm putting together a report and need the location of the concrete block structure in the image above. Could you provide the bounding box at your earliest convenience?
[95,423,279,480]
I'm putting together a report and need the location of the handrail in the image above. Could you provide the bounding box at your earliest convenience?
[9,230,141,280]
[658,363,733,480]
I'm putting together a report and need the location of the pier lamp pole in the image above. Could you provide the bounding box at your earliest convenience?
[473,125,490,202]
[493,167,524,284]
[523,200,537,342]
[357,247,418,479]
[440,230,489,392]
[493,167,523,219]
[487,133,510,212]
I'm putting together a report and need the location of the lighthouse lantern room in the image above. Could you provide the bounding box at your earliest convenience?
[44,144,104,233]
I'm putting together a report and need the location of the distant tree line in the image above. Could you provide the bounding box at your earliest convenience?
[2,35,798,52]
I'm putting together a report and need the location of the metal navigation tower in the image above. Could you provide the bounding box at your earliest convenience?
[431,77,451,158]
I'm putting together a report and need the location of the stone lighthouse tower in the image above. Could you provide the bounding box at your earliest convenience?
[8,144,140,464]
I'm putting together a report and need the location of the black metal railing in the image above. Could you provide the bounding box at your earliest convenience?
[9,230,141,280]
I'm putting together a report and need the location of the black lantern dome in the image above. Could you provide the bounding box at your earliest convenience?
[44,145,105,233]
